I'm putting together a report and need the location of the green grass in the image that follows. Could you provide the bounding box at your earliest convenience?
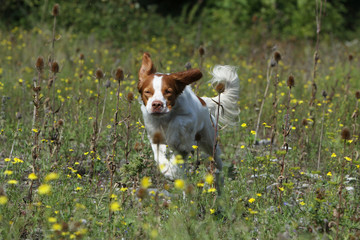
[0,18,360,239]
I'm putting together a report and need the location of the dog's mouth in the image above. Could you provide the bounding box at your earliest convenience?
[150,110,168,115]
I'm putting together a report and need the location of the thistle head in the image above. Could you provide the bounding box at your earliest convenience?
[51,61,59,73]
[95,68,104,79]
[127,92,134,102]
[341,127,351,140]
[287,75,295,89]
[215,83,225,94]
[115,67,124,82]
[355,90,360,100]
[274,51,281,64]
[198,46,205,57]
[52,4,60,17]
[36,57,44,72]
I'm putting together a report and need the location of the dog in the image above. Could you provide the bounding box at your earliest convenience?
[138,52,239,191]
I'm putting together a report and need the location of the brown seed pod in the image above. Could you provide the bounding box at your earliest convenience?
[36,57,44,71]
[198,46,205,57]
[322,90,327,98]
[95,68,104,79]
[115,67,124,82]
[162,200,169,208]
[127,92,134,102]
[137,188,148,199]
[274,51,281,63]
[153,132,164,145]
[215,83,225,94]
[51,61,59,73]
[341,127,351,140]
[52,4,60,17]
[349,54,353,62]
[287,75,295,88]
[57,119,64,127]
[301,118,308,126]
[355,90,360,99]
[79,53,84,60]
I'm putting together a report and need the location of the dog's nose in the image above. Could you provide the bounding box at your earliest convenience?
[152,101,163,109]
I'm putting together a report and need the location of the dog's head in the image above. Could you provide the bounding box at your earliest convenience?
[138,53,202,114]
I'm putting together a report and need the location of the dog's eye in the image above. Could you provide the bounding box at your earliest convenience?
[144,90,151,94]
[165,89,172,94]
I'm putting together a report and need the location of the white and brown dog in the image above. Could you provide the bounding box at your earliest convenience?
[138,53,239,190]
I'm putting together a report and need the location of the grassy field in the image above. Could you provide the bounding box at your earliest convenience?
[1,7,360,240]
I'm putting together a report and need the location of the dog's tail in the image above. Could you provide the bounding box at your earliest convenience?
[202,65,240,126]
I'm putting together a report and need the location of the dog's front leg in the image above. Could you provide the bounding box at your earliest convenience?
[151,143,183,180]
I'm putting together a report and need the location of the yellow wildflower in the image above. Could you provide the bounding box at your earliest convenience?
[38,184,51,195]
[208,188,216,193]
[28,173,38,180]
[0,196,8,205]
[45,172,59,182]
[205,174,214,185]
[4,170,13,175]
[248,198,255,203]
[52,223,62,231]
[8,180,18,184]
[110,202,121,211]
[141,177,151,189]
[48,217,57,223]
[174,179,185,190]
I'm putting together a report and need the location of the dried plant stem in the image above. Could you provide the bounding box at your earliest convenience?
[111,80,121,165]
[269,69,279,158]
[106,156,116,221]
[278,85,292,211]
[309,0,324,106]
[124,101,132,164]
[89,76,101,178]
[345,58,352,96]
[254,61,273,144]
[51,13,57,64]
[317,98,327,170]
[212,93,221,190]
[336,140,346,240]
[29,60,43,202]
[98,86,108,137]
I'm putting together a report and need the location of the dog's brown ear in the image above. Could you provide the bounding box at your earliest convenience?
[139,53,156,81]
[171,69,202,85]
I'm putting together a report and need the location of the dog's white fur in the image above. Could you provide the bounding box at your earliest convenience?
[141,65,240,183]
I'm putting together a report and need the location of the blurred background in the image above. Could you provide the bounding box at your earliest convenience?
[1,0,360,48]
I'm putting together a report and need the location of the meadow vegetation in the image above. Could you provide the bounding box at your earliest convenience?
[0,1,360,239]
